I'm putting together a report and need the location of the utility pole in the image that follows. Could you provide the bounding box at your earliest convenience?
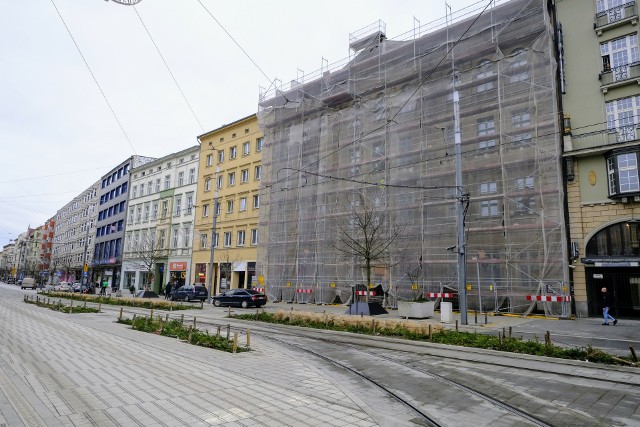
[453,90,468,325]
[207,167,220,303]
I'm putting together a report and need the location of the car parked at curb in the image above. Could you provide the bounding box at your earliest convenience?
[212,289,267,308]
[170,285,208,302]
[20,277,37,289]
[54,282,71,292]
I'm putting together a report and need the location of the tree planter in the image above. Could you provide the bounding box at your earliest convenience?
[397,301,435,319]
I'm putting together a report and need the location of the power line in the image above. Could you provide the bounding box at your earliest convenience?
[49,0,137,155]
[133,5,205,132]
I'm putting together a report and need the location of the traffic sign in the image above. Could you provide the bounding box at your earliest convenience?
[83,263,89,272]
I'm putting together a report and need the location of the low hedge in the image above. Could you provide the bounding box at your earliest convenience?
[42,291,200,311]
[24,298,100,314]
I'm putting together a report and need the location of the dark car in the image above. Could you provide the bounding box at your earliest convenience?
[212,289,267,308]
[170,285,208,302]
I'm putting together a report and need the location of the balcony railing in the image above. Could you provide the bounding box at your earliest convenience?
[595,2,638,31]
[600,61,640,88]
[568,125,638,152]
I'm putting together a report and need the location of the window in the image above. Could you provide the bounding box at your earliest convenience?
[203,204,209,217]
[237,230,245,246]
[606,96,640,142]
[201,233,208,249]
[183,226,190,247]
[139,184,144,196]
[136,206,142,223]
[254,165,262,180]
[227,200,234,213]
[251,228,258,245]
[152,202,158,219]
[253,194,260,209]
[509,49,528,82]
[186,195,193,214]
[147,181,152,194]
[178,172,184,186]
[608,152,640,195]
[480,182,498,217]
[477,116,496,149]
[224,232,232,247]
[205,178,211,191]
[215,201,220,216]
[600,34,639,80]
[189,168,195,184]
[206,154,213,166]
[515,177,534,190]
[241,169,249,183]
[239,197,247,211]
[172,228,179,248]
[218,150,224,163]
[480,182,497,194]
[159,229,166,248]
[243,141,250,156]
[128,207,134,224]
[132,186,137,198]
[174,197,182,216]
[217,175,223,189]
[162,200,168,218]
[230,146,237,159]
[228,172,235,186]
[256,137,263,152]
[155,179,161,192]
[144,204,150,222]
[515,196,536,215]
[512,110,531,129]
[164,175,171,189]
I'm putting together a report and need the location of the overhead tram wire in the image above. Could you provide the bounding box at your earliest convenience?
[49,0,137,155]
[132,5,205,133]
[265,0,495,191]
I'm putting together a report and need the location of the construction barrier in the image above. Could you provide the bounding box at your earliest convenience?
[426,292,455,298]
[295,288,313,294]
[526,295,571,302]
[355,291,376,296]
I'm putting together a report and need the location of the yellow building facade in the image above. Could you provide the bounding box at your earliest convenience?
[193,115,263,296]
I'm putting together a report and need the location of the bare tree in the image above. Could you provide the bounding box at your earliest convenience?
[334,191,404,302]
[217,251,242,292]
[130,230,170,290]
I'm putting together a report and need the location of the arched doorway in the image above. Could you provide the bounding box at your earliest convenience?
[584,221,640,318]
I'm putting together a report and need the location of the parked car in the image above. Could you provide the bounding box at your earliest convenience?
[20,277,37,289]
[6,277,16,284]
[170,285,208,302]
[55,282,71,292]
[212,289,267,308]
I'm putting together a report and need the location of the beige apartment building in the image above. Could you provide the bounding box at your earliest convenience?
[559,0,640,318]
[193,115,263,296]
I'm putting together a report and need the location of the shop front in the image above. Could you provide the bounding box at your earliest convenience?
[169,261,187,288]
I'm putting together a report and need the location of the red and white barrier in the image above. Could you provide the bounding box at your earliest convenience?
[526,295,571,302]
[426,292,455,298]
[254,287,264,293]
[296,288,313,294]
[355,291,376,296]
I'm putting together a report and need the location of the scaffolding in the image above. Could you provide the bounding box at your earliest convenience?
[257,0,569,316]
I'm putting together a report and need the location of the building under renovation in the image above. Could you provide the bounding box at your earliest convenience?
[257,0,569,316]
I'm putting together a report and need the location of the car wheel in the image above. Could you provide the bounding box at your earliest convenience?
[213,299,221,307]
[185,295,191,302]
[241,301,249,309]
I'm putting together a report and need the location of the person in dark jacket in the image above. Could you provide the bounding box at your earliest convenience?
[165,282,172,300]
[601,287,617,326]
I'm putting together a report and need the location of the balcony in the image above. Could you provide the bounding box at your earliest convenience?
[600,62,640,92]
[595,2,638,35]
[565,125,639,155]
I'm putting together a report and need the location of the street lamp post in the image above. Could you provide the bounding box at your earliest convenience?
[207,166,220,303]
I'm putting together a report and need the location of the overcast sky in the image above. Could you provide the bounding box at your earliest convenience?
[0,0,494,247]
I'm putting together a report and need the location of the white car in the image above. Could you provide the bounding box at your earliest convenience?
[55,282,71,292]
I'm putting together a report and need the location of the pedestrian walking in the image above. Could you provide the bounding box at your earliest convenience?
[100,279,108,296]
[601,287,618,326]
[165,282,172,300]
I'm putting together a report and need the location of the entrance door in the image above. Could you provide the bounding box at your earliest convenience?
[586,267,640,318]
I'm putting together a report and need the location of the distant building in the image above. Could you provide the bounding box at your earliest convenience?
[121,146,199,294]
[558,0,640,318]
[193,115,263,295]
[40,217,55,281]
[94,155,155,289]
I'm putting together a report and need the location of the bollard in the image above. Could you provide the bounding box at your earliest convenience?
[474,310,478,324]
[255,309,259,320]
[428,324,433,341]
[498,331,503,346]
[228,306,232,317]
[455,320,458,332]
[246,329,251,348]
[484,312,488,325]
[630,346,638,363]
[233,332,238,353]
[180,314,184,326]
[371,319,376,334]
[508,326,512,338]
[48,298,50,305]
[200,300,203,309]
[188,325,193,343]
[226,324,231,340]
[150,309,154,321]
[545,331,551,347]
[119,307,123,321]
[98,302,101,312]
[193,317,197,329]
[165,313,169,322]
[37,296,39,304]
[58,299,62,310]
[84,301,87,308]
[70,300,73,314]
[217,325,221,337]
[503,327,506,338]
[159,319,164,335]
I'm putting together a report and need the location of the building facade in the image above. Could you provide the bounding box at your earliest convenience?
[94,155,155,289]
[40,217,55,282]
[193,115,263,296]
[51,183,100,284]
[121,146,199,294]
[258,0,569,313]
[558,0,640,318]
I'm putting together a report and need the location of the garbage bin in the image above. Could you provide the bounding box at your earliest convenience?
[440,301,453,323]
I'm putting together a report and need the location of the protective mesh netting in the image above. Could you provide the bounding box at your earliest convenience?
[257,0,569,316]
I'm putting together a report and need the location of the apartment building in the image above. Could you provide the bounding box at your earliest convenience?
[51,182,100,284]
[121,146,199,293]
[193,115,263,296]
[258,0,568,313]
[558,0,640,318]
[40,217,55,281]
[94,155,155,289]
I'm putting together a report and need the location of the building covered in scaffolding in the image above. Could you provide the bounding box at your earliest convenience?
[257,0,569,316]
